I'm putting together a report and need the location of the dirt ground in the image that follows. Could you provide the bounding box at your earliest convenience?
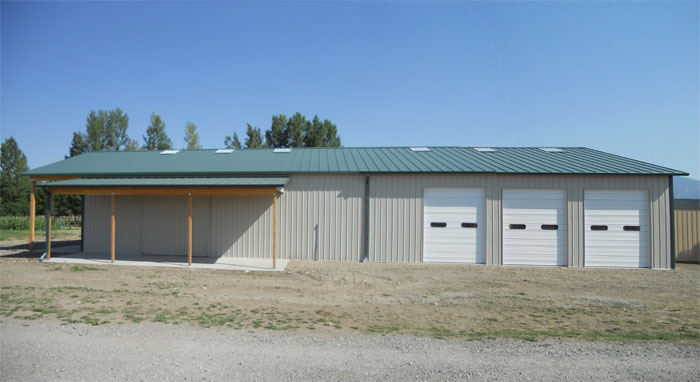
[1,248,698,343]
[3,320,699,382]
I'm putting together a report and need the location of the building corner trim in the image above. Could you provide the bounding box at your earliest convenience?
[669,176,676,270]
[362,174,370,262]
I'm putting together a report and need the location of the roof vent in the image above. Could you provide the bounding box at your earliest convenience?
[473,147,496,152]
[215,149,234,154]
[539,148,564,152]
[160,150,180,155]
[273,148,292,153]
[410,147,430,152]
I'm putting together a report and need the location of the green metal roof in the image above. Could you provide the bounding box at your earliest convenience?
[24,147,687,177]
[38,177,289,188]
[675,199,700,210]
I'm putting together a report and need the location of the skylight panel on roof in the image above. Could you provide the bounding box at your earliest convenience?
[410,147,430,152]
[539,148,564,152]
[215,149,234,154]
[160,150,180,155]
[273,148,292,153]
[473,148,496,152]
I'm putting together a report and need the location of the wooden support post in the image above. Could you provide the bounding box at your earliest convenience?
[110,193,115,263]
[188,193,192,266]
[47,193,52,260]
[29,180,35,255]
[273,193,277,269]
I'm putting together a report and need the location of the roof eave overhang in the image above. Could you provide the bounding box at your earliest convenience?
[42,186,281,196]
[25,171,689,178]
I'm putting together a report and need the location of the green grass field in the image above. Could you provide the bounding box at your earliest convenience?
[0,229,81,242]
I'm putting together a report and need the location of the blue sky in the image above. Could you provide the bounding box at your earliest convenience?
[1,1,698,179]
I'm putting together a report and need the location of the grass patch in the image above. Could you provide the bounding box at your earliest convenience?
[367,325,401,335]
[70,265,106,272]
[0,229,31,241]
[0,228,80,241]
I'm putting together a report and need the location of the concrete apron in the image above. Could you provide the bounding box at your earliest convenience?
[44,253,288,272]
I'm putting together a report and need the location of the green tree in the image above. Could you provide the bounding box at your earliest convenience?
[68,108,132,156]
[304,116,324,147]
[286,112,308,147]
[0,137,31,215]
[184,122,202,150]
[69,132,87,157]
[224,132,242,149]
[302,116,340,147]
[321,118,341,147]
[260,113,341,148]
[265,115,288,148]
[143,112,172,150]
[65,108,134,216]
[245,124,264,148]
[125,138,140,151]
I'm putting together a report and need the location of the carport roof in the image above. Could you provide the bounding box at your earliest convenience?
[38,177,290,188]
[24,147,688,177]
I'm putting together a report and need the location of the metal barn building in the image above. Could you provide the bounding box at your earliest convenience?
[674,199,700,263]
[24,147,687,269]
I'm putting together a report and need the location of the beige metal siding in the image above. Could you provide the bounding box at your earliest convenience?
[83,195,110,254]
[82,175,364,261]
[192,196,211,257]
[83,174,671,267]
[675,207,700,263]
[369,174,671,268]
[369,174,497,263]
[84,195,214,257]
[142,196,187,255]
[278,175,365,261]
[210,195,273,258]
[115,196,143,255]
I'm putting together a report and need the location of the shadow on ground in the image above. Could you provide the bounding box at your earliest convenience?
[0,240,80,258]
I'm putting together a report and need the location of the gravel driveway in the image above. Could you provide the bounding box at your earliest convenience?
[2,319,698,381]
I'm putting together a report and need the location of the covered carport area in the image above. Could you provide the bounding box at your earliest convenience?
[30,177,288,270]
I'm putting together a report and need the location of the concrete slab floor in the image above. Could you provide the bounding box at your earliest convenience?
[44,253,288,272]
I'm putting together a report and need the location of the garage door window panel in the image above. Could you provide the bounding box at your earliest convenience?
[423,188,485,264]
[584,191,649,268]
[502,189,567,266]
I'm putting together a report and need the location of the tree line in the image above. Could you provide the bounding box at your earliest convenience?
[1,109,341,216]
[223,113,340,149]
[70,109,340,155]
[69,109,204,155]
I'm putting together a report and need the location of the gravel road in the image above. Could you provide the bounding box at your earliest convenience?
[2,319,698,381]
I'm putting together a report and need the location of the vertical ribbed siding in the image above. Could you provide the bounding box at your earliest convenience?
[369,175,495,263]
[210,195,272,258]
[83,175,364,260]
[486,174,501,265]
[84,195,213,257]
[82,174,671,267]
[278,175,364,261]
[674,208,700,263]
[115,196,143,255]
[84,195,110,254]
[192,196,210,256]
[142,196,188,256]
[368,174,671,268]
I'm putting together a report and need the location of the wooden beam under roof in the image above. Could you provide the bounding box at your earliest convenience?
[30,175,81,182]
[46,187,279,196]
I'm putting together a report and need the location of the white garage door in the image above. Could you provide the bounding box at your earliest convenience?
[423,188,485,263]
[502,190,567,266]
[584,191,649,268]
